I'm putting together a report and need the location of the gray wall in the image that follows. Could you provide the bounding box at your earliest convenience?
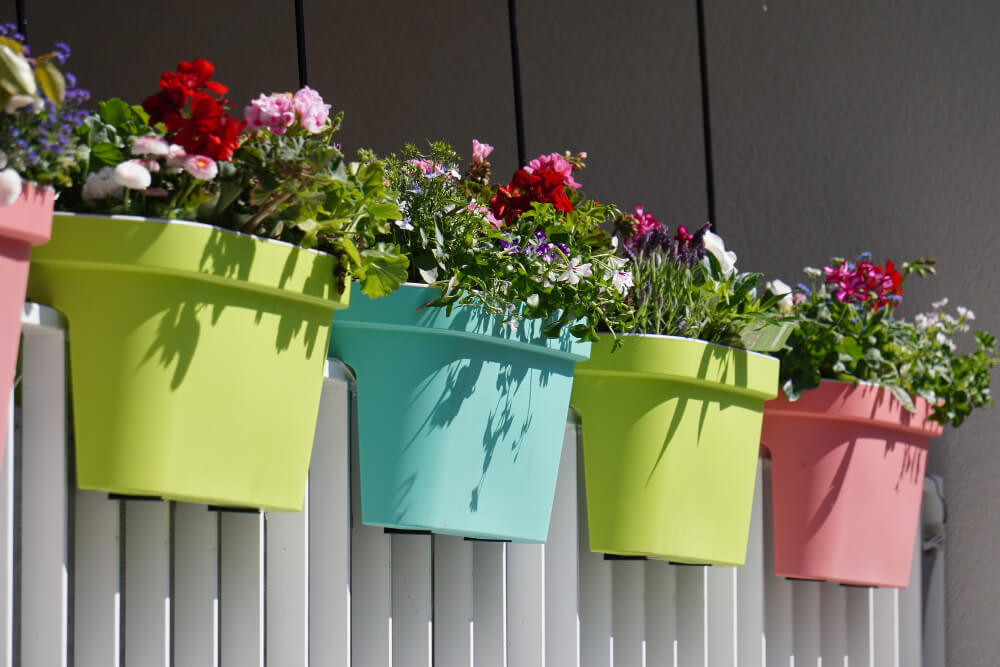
[17,1,1000,662]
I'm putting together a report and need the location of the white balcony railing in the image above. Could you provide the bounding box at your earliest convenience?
[4,304,936,666]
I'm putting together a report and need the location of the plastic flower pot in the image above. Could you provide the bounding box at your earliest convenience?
[761,380,942,587]
[329,283,590,542]
[0,184,54,450]
[27,214,349,511]
[571,335,779,565]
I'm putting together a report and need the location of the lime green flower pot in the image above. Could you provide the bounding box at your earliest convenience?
[27,214,349,511]
[571,335,778,565]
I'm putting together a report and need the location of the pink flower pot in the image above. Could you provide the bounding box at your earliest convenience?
[0,184,54,445]
[761,380,942,587]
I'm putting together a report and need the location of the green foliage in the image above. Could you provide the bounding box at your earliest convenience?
[772,260,998,428]
[58,97,405,295]
[377,142,633,341]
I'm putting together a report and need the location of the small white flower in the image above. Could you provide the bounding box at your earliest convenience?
[931,297,949,310]
[607,255,628,271]
[526,294,540,308]
[766,278,794,314]
[507,317,519,334]
[608,270,634,296]
[183,155,218,181]
[130,136,170,157]
[936,331,957,352]
[0,168,22,206]
[702,230,738,278]
[113,160,152,190]
[557,258,593,285]
[957,306,975,321]
[82,167,123,201]
[394,218,414,231]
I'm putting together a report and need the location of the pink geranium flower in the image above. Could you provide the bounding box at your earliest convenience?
[523,152,581,190]
[472,139,494,164]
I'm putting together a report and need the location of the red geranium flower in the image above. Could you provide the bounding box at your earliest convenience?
[142,58,245,162]
[489,165,574,225]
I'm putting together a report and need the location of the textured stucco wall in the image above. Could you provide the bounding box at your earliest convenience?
[14,1,1000,662]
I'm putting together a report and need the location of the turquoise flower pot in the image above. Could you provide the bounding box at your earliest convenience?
[329,284,590,542]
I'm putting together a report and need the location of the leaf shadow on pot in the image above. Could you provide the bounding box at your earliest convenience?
[646,343,749,486]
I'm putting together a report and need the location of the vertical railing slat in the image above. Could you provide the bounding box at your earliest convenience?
[390,533,433,667]
[73,491,121,667]
[611,560,645,666]
[872,587,899,667]
[0,392,11,667]
[19,318,69,666]
[845,586,875,666]
[219,511,264,667]
[577,438,612,667]
[792,581,821,666]
[544,420,579,667]
[308,371,352,667]
[762,460,795,666]
[472,541,505,667]
[736,462,765,667]
[674,566,707,666]
[898,526,923,667]
[645,560,678,667]
[172,504,218,667]
[433,536,473,667]
[706,568,736,667]
[819,583,847,666]
[266,501,310,666]
[123,500,171,667]
[506,542,545,667]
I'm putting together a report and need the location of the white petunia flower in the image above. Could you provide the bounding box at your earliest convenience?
[609,270,634,296]
[702,230,738,278]
[765,278,794,314]
[557,258,593,285]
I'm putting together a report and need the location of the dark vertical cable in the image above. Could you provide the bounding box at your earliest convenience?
[695,0,716,228]
[294,0,309,88]
[15,0,27,42]
[506,0,526,167]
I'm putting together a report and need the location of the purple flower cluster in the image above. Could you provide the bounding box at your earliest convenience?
[625,218,710,268]
[498,230,570,263]
[0,26,90,171]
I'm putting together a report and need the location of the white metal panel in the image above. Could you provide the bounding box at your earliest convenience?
[544,419,579,667]
[390,533,432,667]
[266,501,310,667]
[308,370,352,667]
[350,520,390,667]
[19,306,69,666]
[123,500,171,667]
[872,587,900,667]
[73,491,121,667]
[506,542,545,667]
[611,560,645,666]
[898,526,923,667]
[219,511,264,667]
[172,503,219,667]
[845,586,875,666]
[433,536,473,667]
[472,541,505,667]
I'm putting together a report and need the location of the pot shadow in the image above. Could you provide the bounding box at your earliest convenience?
[803,439,857,538]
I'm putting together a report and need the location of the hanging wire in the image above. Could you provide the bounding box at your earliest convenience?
[695,0,717,229]
[15,0,27,42]
[506,0,527,167]
[294,0,309,88]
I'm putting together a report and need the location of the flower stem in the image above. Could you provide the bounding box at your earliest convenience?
[240,191,294,235]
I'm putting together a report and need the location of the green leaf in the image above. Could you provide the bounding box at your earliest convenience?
[740,320,796,353]
[368,202,401,220]
[91,142,125,165]
[339,236,362,268]
[34,60,65,106]
[888,385,915,413]
[358,246,409,298]
[0,43,36,97]
[837,336,863,360]
[99,98,133,127]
